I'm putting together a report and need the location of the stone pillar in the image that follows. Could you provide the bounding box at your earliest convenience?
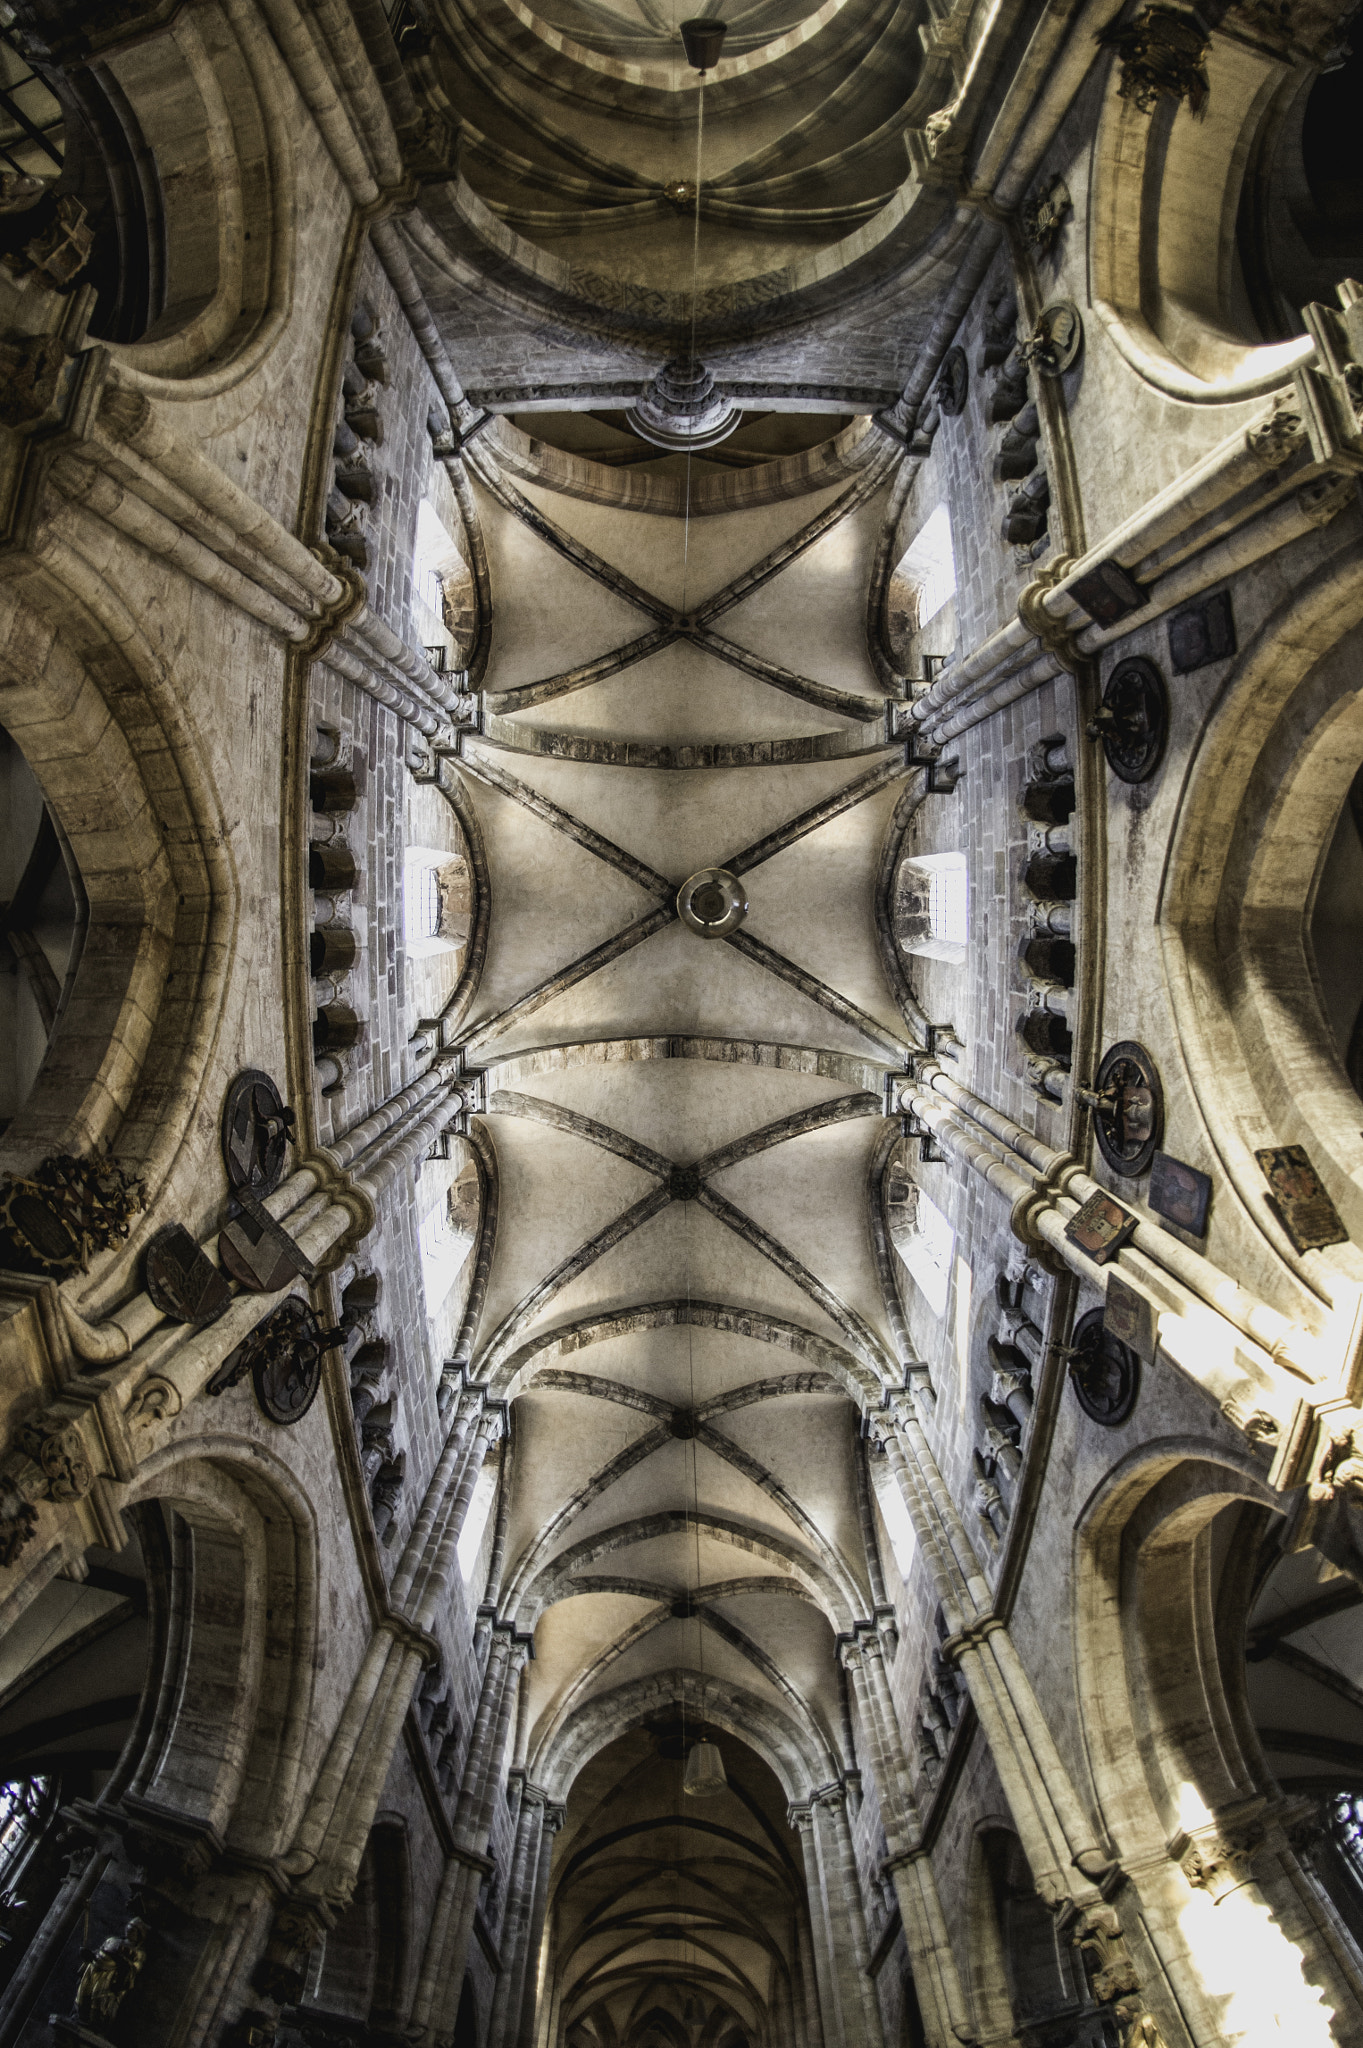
[811,1784,886,2048]
[791,1895,824,2048]
[487,1777,542,2048]
[515,1799,562,2048]
[873,1404,1104,1907]
[410,1630,529,2046]
[791,1804,842,2048]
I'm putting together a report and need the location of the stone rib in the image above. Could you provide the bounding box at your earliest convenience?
[483,626,680,714]
[695,1093,882,1180]
[485,1297,879,1402]
[529,1372,675,1421]
[456,906,676,1052]
[479,717,894,769]
[696,1184,894,1377]
[696,1375,842,1419]
[723,928,910,1060]
[726,755,908,875]
[694,628,884,722]
[486,1089,674,1179]
[477,1037,888,1094]
[691,471,888,625]
[459,753,674,898]
[468,452,676,622]
[477,1185,673,1377]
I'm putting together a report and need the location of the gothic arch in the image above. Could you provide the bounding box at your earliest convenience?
[118,1435,321,1860]
[1158,556,1363,1291]
[1073,1439,1359,2043]
[539,1669,828,1805]
[1088,23,1319,399]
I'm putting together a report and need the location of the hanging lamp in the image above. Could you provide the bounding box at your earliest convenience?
[679,16,727,70]
[683,1731,728,1797]
[627,16,740,454]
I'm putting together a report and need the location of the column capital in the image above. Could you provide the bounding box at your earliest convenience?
[1171,1797,1268,1904]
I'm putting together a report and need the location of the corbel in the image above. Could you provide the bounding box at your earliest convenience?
[1016,556,1084,674]
[904,1110,947,1165]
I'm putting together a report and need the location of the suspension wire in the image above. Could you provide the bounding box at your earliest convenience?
[679,73,705,622]
[679,51,709,2001]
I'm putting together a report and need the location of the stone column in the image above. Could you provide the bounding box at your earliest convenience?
[792,1897,824,2048]
[515,1799,562,2048]
[487,1776,542,2048]
[872,1405,1101,1907]
[811,1785,886,2048]
[411,1631,529,2046]
[791,1804,842,2048]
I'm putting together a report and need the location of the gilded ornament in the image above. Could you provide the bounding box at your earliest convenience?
[74,1915,149,2028]
[1097,7,1211,115]
[0,1155,144,1276]
[1022,176,1071,252]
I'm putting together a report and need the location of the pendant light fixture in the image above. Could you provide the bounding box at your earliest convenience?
[680,16,727,70]
[626,16,740,455]
[683,1732,728,1797]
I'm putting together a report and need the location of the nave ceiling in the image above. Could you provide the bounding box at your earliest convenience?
[447,423,914,2036]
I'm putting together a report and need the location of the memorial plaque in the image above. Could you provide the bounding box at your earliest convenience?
[1104,1270,1157,1362]
[1254,1144,1349,1254]
[1167,588,1235,674]
[207,1295,342,1426]
[1065,1189,1138,1265]
[218,1186,315,1293]
[1149,1150,1212,1236]
[1068,558,1146,627]
[144,1224,230,1328]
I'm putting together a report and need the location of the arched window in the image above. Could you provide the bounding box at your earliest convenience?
[0,1776,57,1890]
[892,851,969,964]
[886,503,958,673]
[1332,1792,1363,1889]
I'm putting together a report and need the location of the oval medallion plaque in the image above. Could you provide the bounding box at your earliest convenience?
[1068,1306,1139,1426]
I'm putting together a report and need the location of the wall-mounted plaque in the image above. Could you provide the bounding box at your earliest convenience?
[1068,559,1146,627]
[1068,1306,1140,1425]
[1083,1041,1164,1177]
[1149,1150,1212,1236]
[1020,300,1083,378]
[1254,1144,1349,1254]
[1167,589,1235,674]
[144,1224,230,1328]
[206,1295,342,1426]
[218,1184,317,1293]
[1091,656,1168,785]
[1065,1189,1138,1265]
[1104,1270,1157,1362]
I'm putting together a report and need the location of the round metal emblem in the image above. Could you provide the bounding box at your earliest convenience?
[1068,1307,1140,1426]
[1093,656,1168,785]
[677,867,747,939]
[252,1297,330,1425]
[1089,1039,1163,1177]
[222,1070,296,1196]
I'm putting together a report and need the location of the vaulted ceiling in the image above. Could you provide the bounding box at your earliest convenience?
[396,0,988,406]
[451,417,911,2036]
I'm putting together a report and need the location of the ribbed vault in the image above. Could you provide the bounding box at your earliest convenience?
[452,413,911,2037]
